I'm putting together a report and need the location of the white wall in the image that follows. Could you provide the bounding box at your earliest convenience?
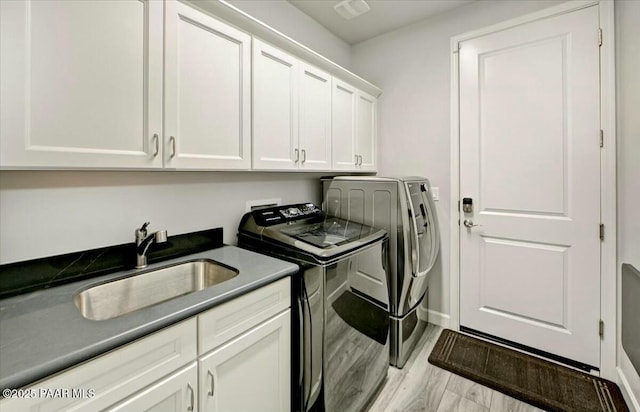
[617,0,640,269]
[350,0,563,320]
[616,0,640,407]
[225,0,352,69]
[0,171,323,264]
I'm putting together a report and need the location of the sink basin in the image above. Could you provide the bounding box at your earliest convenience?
[74,259,239,321]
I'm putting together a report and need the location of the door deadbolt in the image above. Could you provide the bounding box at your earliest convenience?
[462,198,473,213]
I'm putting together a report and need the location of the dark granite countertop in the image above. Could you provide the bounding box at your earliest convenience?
[0,246,298,390]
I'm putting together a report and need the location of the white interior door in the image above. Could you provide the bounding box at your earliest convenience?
[459,5,601,368]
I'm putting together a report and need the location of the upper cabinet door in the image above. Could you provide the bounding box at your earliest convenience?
[331,79,358,171]
[298,63,331,170]
[356,90,377,171]
[252,39,299,170]
[0,0,163,169]
[164,1,251,170]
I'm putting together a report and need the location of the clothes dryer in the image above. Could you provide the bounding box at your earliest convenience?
[323,177,440,368]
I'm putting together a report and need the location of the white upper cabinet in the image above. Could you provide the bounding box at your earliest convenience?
[356,90,377,171]
[0,0,163,169]
[252,39,299,170]
[332,79,358,170]
[0,0,379,172]
[253,40,333,171]
[298,62,332,170]
[332,80,377,172]
[164,1,251,170]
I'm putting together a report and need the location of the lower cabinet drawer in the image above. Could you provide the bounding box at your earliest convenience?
[0,318,197,412]
[198,277,290,354]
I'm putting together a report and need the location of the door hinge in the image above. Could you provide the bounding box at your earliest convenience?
[599,224,605,241]
[599,320,604,338]
[598,28,603,46]
[600,130,604,148]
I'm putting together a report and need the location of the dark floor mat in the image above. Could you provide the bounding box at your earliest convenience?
[428,329,629,412]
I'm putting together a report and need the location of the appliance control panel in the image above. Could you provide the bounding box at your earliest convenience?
[252,203,322,226]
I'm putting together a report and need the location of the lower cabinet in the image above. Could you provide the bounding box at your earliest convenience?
[109,362,198,412]
[0,319,198,412]
[0,278,291,412]
[199,311,291,412]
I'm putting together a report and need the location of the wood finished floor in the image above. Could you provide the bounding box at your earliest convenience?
[367,325,547,412]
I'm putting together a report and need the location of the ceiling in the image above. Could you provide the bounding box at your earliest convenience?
[288,0,476,45]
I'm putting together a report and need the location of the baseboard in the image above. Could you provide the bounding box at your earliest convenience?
[416,299,451,328]
[618,351,640,411]
[618,367,640,411]
[424,309,450,328]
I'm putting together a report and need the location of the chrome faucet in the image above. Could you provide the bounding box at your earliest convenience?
[135,222,168,269]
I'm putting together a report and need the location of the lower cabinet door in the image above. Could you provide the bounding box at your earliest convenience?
[199,310,291,412]
[108,362,198,412]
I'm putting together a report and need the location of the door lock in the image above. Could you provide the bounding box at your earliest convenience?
[462,198,473,213]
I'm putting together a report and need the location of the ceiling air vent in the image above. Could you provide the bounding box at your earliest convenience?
[334,0,371,20]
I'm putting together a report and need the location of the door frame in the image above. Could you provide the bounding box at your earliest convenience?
[449,0,616,379]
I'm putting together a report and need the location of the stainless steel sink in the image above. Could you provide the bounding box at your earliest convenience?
[74,259,239,321]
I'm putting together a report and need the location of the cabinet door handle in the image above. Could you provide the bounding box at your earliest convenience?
[152,134,159,157]
[354,155,358,165]
[301,149,306,164]
[207,370,215,397]
[187,383,194,411]
[357,155,363,166]
[294,148,299,163]
[169,136,176,159]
